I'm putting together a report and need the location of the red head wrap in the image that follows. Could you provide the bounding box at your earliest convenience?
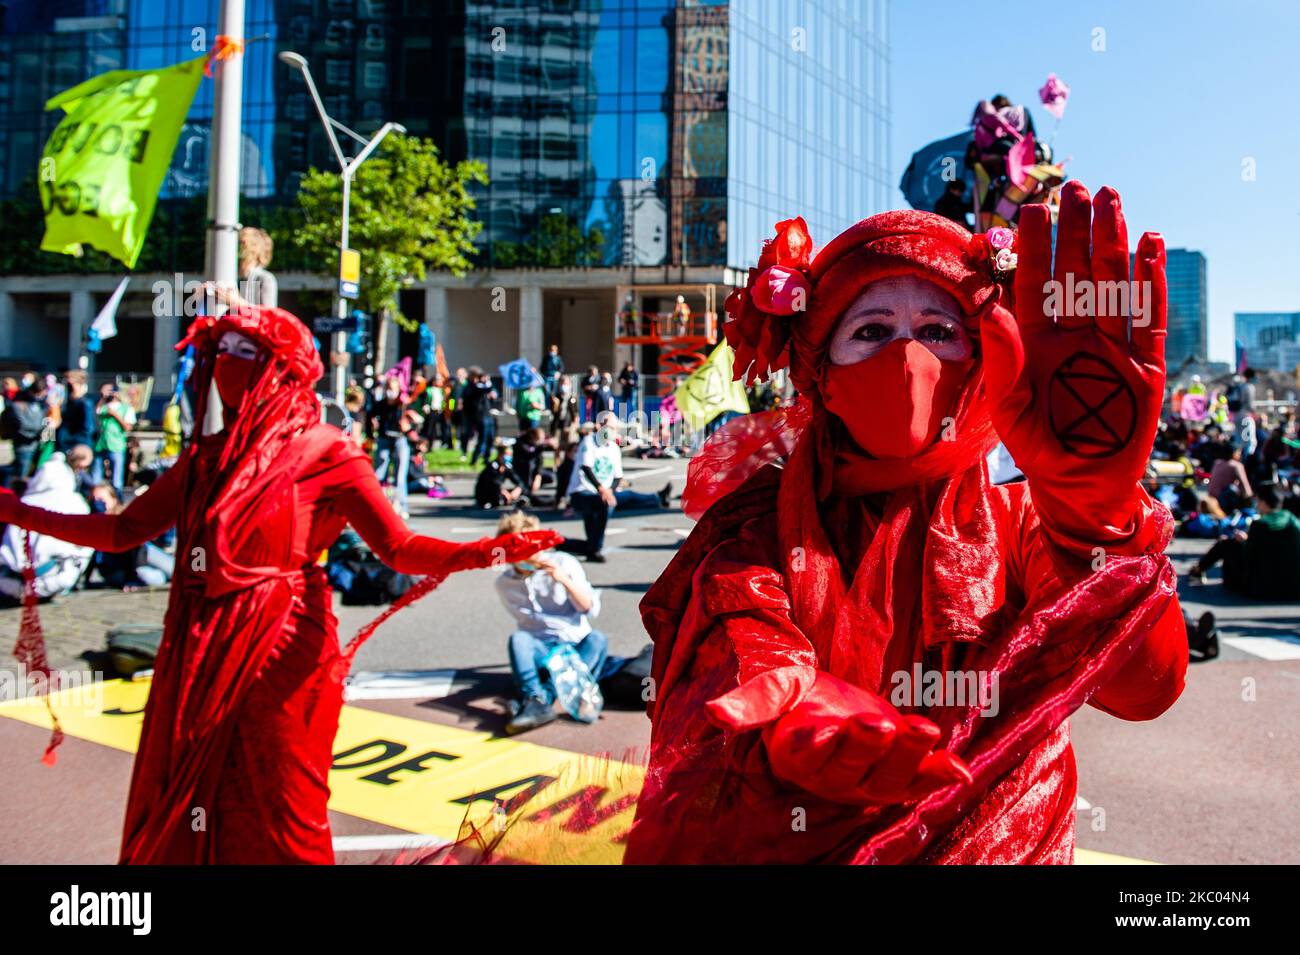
[691,212,1014,518]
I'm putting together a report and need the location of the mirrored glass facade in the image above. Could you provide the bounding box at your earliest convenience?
[1165,248,1207,366]
[1,0,893,274]
[727,0,891,268]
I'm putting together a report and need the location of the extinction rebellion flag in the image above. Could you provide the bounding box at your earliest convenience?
[38,55,205,268]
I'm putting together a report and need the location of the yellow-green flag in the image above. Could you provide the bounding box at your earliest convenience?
[39,55,205,268]
[674,342,750,431]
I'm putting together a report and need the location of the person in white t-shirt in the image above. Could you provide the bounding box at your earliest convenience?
[564,412,671,562]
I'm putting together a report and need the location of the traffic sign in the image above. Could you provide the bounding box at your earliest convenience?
[339,247,360,299]
[314,314,359,334]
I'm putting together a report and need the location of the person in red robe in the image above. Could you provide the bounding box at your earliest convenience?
[0,303,559,864]
[625,183,1187,864]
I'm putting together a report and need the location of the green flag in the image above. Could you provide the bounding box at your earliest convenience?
[38,55,205,268]
[674,342,750,431]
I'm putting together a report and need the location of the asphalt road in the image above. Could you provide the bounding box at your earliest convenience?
[0,456,1295,864]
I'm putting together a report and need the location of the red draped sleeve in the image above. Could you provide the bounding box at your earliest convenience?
[1,458,183,552]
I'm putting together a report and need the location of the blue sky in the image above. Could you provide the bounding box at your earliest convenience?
[888,0,1300,362]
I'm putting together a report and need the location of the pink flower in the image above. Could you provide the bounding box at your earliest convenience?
[987,227,1015,251]
[994,248,1018,272]
[749,265,811,316]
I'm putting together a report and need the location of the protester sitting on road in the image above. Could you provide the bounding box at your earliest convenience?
[88,484,175,591]
[1189,484,1300,600]
[1207,447,1253,512]
[1185,611,1219,663]
[560,412,672,562]
[474,446,524,509]
[513,427,554,504]
[66,443,96,501]
[0,454,93,601]
[493,510,607,735]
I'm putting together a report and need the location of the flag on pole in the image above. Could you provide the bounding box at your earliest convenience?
[39,55,206,268]
[499,359,544,390]
[85,276,130,354]
[673,343,750,431]
[92,276,130,341]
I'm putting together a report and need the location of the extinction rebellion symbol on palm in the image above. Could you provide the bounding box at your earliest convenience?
[1047,352,1137,458]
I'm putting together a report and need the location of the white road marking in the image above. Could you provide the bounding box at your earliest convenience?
[344,669,458,700]
[1075,795,1092,811]
[1220,635,1300,661]
[624,466,673,480]
[332,834,450,852]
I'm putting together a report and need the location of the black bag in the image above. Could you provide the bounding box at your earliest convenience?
[598,642,655,709]
[339,559,414,605]
[106,624,164,677]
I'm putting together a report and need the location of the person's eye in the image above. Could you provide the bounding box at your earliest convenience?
[918,323,957,343]
[852,322,891,342]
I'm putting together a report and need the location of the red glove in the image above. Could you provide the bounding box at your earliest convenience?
[706,670,971,806]
[983,183,1168,556]
[446,529,564,572]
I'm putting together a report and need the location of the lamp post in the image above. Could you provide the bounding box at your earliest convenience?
[278,50,405,402]
[205,0,245,293]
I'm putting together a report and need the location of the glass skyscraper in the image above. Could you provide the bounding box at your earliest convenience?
[1235,311,1300,372]
[0,0,893,384]
[1164,248,1207,369]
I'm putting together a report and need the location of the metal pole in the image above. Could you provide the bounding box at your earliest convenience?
[279,51,404,404]
[335,172,352,401]
[204,0,245,294]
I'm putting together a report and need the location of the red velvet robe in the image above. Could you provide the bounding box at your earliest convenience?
[626,462,1186,864]
[8,424,465,864]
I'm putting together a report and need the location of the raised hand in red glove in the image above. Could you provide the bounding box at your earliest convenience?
[982,182,1168,556]
[457,529,565,571]
[706,669,971,806]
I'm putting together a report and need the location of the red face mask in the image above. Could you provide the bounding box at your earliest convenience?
[822,338,972,459]
[213,353,260,411]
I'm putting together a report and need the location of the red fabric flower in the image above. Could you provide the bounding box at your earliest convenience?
[758,216,813,271]
[725,218,815,386]
[750,265,811,316]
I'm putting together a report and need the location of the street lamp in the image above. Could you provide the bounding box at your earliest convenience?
[278,50,406,402]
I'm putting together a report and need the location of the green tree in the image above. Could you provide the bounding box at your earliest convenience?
[492,211,606,268]
[294,133,487,336]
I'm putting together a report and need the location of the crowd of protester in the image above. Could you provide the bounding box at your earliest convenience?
[1146,371,1300,606]
[0,369,174,600]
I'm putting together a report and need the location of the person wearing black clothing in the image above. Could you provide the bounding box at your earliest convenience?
[542,345,565,398]
[513,427,552,503]
[1190,484,1300,600]
[933,179,972,229]
[449,367,471,452]
[474,449,524,508]
[581,366,602,423]
[465,370,499,466]
[1,379,49,482]
[58,371,95,451]
[618,362,639,417]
